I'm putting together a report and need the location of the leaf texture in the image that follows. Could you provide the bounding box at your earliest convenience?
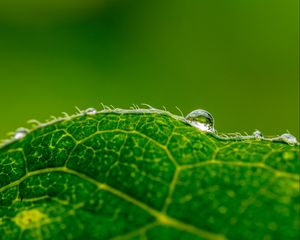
[0,110,299,240]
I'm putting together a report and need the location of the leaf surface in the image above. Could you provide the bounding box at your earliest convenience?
[0,110,299,240]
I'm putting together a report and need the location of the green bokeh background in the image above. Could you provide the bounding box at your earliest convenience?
[0,0,299,139]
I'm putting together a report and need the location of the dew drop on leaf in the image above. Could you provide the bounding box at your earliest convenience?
[185,109,215,132]
[84,108,97,115]
[14,128,29,140]
[253,130,263,139]
[280,133,298,145]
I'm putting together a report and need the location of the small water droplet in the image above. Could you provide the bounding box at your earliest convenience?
[14,128,29,140]
[84,108,97,115]
[185,109,215,132]
[253,130,263,139]
[280,133,298,145]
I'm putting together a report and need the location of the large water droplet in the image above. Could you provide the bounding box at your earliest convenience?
[14,128,29,140]
[253,130,263,139]
[185,109,215,132]
[280,133,298,145]
[84,108,97,115]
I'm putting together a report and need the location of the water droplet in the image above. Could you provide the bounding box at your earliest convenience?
[253,130,263,139]
[280,133,298,145]
[14,128,29,140]
[185,109,215,132]
[84,108,97,115]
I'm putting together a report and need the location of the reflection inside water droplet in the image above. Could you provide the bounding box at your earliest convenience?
[253,130,263,139]
[14,128,29,140]
[84,108,97,115]
[185,109,215,132]
[280,133,298,145]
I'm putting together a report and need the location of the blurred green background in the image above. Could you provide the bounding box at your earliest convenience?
[0,0,299,139]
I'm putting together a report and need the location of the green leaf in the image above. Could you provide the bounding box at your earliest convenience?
[0,109,299,240]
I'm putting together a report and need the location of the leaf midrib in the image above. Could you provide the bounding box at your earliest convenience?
[0,166,225,240]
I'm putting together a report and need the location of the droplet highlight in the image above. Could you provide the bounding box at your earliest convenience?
[84,108,97,115]
[14,128,29,140]
[253,130,263,139]
[185,109,215,132]
[279,133,298,145]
